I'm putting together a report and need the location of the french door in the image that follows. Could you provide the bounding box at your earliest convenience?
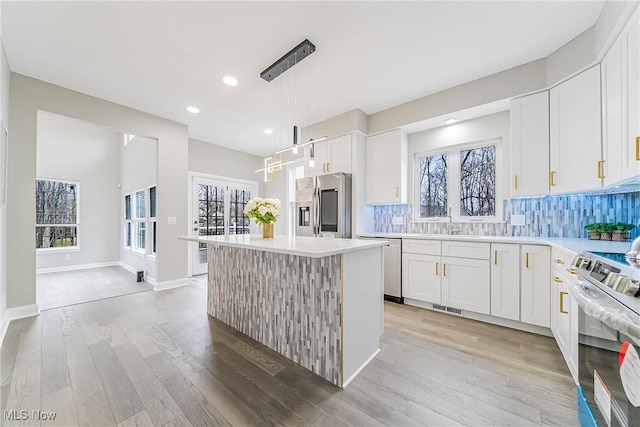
[190,175,256,275]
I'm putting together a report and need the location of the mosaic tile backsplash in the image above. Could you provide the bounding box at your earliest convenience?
[374,192,640,240]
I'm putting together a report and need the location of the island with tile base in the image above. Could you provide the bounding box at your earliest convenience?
[179,234,387,388]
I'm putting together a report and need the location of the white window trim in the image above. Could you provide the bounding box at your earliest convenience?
[124,186,157,257]
[131,188,147,256]
[413,138,503,223]
[124,193,132,250]
[36,178,80,252]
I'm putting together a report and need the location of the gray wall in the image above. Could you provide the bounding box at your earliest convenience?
[36,112,121,271]
[7,74,188,309]
[188,138,263,183]
[0,16,9,321]
[120,135,157,280]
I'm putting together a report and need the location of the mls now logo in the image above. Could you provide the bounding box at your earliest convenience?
[4,410,57,421]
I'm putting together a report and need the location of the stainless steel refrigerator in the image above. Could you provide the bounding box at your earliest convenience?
[295,173,352,238]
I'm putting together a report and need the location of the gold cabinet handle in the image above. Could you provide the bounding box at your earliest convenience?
[435,262,439,276]
[494,250,498,265]
[525,252,529,268]
[550,171,556,187]
[555,259,565,265]
[636,136,640,161]
[597,160,605,179]
[327,162,330,172]
[395,186,399,198]
[514,175,518,190]
[568,268,578,275]
[553,276,563,283]
[560,292,569,314]
[443,264,447,277]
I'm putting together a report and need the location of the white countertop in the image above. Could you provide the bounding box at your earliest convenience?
[179,235,389,258]
[357,233,632,255]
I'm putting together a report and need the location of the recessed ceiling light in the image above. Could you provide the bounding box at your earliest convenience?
[186,106,200,114]
[444,118,457,125]
[223,76,238,86]
[264,129,273,135]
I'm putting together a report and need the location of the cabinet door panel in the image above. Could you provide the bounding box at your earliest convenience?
[402,239,441,256]
[623,10,640,180]
[520,245,551,327]
[326,135,352,174]
[511,92,550,197]
[490,244,520,321]
[441,257,490,315]
[365,129,407,204]
[602,36,624,186]
[402,253,441,304]
[442,241,490,260]
[549,65,602,193]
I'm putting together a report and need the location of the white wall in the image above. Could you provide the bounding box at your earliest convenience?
[120,135,157,279]
[35,112,121,271]
[0,8,9,326]
[407,111,511,215]
[7,74,189,309]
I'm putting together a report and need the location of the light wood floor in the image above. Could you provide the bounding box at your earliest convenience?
[36,266,153,310]
[2,276,578,426]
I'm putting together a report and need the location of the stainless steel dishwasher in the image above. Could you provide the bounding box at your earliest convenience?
[359,237,402,303]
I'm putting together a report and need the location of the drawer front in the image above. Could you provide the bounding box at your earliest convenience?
[552,247,578,277]
[441,240,490,260]
[402,239,441,256]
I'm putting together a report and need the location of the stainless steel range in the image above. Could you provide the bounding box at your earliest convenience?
[569,250,640,427]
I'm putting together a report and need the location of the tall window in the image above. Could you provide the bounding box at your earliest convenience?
[135,190,146,251]
[229,188,251,235]
[416,140,499,220]
[149,186,157,253]
[124,194,132,247]
[124,187,156,255]
[36,179,79,249]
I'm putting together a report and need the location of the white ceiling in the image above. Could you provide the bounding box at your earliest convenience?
[2,1,605,156]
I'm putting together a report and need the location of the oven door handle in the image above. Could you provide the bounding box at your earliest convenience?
[570,282,640,342]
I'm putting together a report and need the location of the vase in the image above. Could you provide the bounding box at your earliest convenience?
[600,232,612,241]
[262,223,274,239]
[612,231,630,242]
[587,230,601,240]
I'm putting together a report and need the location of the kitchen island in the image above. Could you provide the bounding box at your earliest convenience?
[179,234,387,388]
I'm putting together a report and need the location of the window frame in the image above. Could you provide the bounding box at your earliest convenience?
[413,138,503,223]
[124,186,157,257]
[35,178,80,253]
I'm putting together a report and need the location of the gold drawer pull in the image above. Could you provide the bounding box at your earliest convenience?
[568,268,578,275]
[395,186,399,198]
[525,252,529,268]
[560,292,569,314]
[435,262,439,276]
[555,259,565,265]
[550,171,556,187]
[553,277,563,283]
[443,264,447,277]
[514,175,518,190]
[597,160,605,179]
[636,136,640,161]
[494,250,498,265]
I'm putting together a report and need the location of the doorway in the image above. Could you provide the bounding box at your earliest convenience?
[189,174,258,276]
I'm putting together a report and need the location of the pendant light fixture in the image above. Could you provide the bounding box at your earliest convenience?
[292,125,299,154]
[309,143,315,168]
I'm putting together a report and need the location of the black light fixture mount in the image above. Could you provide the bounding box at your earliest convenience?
[260,39,316,82]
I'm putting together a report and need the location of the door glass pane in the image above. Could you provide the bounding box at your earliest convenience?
[229,188,251,235]
[198,184,225,262]
[320,189,338,232]
[418,153,447,218]
[460,145,496,216]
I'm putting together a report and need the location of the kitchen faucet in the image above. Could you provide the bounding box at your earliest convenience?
[447,205,460,235]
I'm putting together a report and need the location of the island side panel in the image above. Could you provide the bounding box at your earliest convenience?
[341,246,384,388]
[207,245,342,386]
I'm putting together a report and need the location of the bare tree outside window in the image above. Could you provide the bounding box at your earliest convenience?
[419,154,447,217]
[35,179,78,248]
[459,146,496,216]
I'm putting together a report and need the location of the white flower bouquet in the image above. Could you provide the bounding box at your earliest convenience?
[244,197,281,225]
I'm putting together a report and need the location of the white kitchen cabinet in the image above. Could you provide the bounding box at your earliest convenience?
[551,269,578,383]
[365,129,407,204]
[402,253,441,304]
[510,91,550,197]
[549,65,603,193]
[490,243,520,321]
[306,134,352,176]
[402,239,441,256]
[441,256,490,315]
[603,8,640,185]
[441,240,490,260]
[520,245,551,327]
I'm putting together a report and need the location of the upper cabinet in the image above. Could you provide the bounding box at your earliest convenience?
[306,134,352,176]
[602,9,640,186]
[365,129,407,204]
[510,91,550,197]
[549,65,602,194]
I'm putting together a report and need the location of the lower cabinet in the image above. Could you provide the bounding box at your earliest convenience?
[441,257,490,315]
[551,268,579,383]
[402,253,441,303]
[521,245,551,328]
[490,243,521,321]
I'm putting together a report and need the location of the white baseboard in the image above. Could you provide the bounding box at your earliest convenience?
[0,303,40,347]
[118,262,138,275]
[153,278,189,292]
[342,348,381,389]
[36,261,120,275]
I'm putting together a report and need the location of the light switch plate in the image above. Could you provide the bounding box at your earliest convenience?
[391,216,404,226]
[167,216,177,225]
[511,214,526,226]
